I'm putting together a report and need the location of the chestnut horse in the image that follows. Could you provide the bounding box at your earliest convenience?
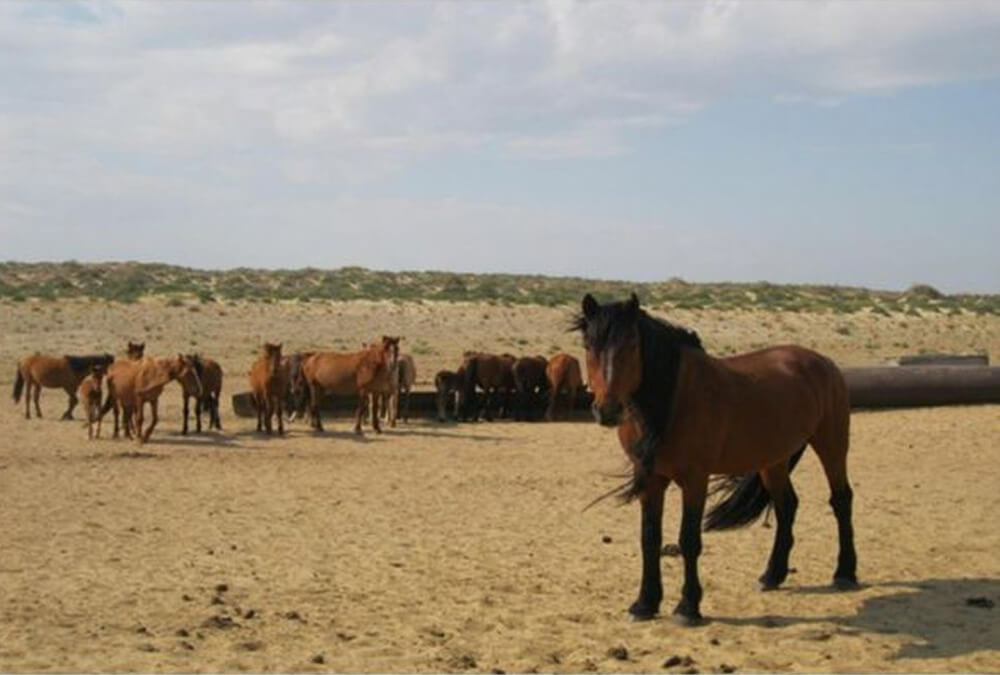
[131,355,203,444]
[181,355,223,434]
[512,355,548,421]
[248,343,287,435]
[301,336,399,435]
[380,352,416,427]
[14,352,114,420]
[575,293,857,625]
[100,341,147,438]
[545,352,583,421]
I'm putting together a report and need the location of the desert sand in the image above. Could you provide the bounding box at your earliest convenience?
[1,299,998,673]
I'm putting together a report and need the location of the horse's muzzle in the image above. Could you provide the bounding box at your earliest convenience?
[592,402,623,427]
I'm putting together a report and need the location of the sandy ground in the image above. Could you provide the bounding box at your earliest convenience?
[1,299,998,672]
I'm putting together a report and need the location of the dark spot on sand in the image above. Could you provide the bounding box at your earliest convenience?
[238,640,264,652]
[244,609,256,619]
[176,629,189,638]
[607,645,629,661]
[709,638,720,646]
[336,632,355,642]
[664,655,695,669]
[201,614,239,630]
[137,643,158,653]
[448,653,477,669]
[966,597,995,609]
[312,654,326,664]
[215,583,229,593]
[180,641,196,651]
[601,535,613,544]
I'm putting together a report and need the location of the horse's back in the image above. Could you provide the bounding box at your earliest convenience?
[547,352,583,390]
[303,350,363,394]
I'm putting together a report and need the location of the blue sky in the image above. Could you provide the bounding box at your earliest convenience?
[1,1,998,292]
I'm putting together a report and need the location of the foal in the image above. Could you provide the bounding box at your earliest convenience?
[77,365,106,440]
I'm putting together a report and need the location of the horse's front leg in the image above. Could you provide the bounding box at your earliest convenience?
[182,394,190,435]
[143,397,159,443]
[135,400,145,445]
[673,476,708,626]
[354,390,366,435]
[195,396,203,434]
[33,382,43,418]
[371,392,382,434]
[630,474,668,621]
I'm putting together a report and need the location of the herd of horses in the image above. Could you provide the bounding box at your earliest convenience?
[10,293,860,624]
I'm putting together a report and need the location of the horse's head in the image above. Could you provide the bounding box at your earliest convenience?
[575,293,643,427]
[127,341,145,360]
[89,363,107,382]
[380,335,401,371]
[172,353,203,396]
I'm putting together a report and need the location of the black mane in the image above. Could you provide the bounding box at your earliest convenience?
[65,353,114,374]
[574,298,703,502]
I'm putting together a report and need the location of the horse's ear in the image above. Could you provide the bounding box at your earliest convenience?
[582,294,599,320]
[626,293,640,318]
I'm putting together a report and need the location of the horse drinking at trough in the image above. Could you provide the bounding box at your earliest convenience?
[457,352,515,422]
[545,352,583,421]
[575,293,858,625]
[434,368,463,422]
[301,336,399,435]
[180,355,223,434]
[512,355,548,421]
[249,343,288,435]
[14,352,114,420]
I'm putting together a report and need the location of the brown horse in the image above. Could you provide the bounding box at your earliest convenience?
[181,355,223,434]
[131,355,202,444]
[512,355,548,421]
[100,342,147,439]
[248,343,288,435]
[545,352,583,421]
[13,352,114,420]
[457,352,514,421]
[301,336,399,435]
[434,368,463,422]
[77,365,106,440]
[575,293,857,625]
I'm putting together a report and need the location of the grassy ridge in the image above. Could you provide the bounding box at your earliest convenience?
[0,261,996,315]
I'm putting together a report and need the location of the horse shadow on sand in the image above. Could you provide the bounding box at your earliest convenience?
[713,577,999,661]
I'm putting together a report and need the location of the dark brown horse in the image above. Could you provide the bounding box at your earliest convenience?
[283,351,315,421]
[434,368,463,422]
[575,293,857,625]
[457,352,514,421]
[181,355,223,434]
[301,336,399,435]
[512,355,548,421]
[545,352,583,420]
[14,352,114,420]
[249,343,287,435]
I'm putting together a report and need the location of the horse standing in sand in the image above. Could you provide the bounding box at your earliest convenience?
[545,352,583,421]
[575,293,858,625]
[283,351,315,422]
[457,352,515,422]
[249,343,288,435]
[100,341,147,439]
[180,355,223,434]
[380,352,416,427]
[124,354,201,445]
[13,352,114,420]
[301,336,399,435]
[77,365,107,440]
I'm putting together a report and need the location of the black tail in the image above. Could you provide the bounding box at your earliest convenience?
[704,446,807,531]
[13,368,24,403]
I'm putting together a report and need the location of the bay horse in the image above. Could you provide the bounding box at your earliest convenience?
[545,352,583,421]
[181,355,223,434]
[301,336,399,435]
[512,355,548,421]
[13,352,114,420]
[77,365,106,440]
[575,293,858,625]
[457,352,514,422]
[434,368,463,422]
[248,343,288,435]
[100,341,147,439]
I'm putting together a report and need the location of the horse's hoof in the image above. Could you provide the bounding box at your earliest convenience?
[758,576,783,592]
[628,600,659,622]
[833,576,860,591]
[671,611,704,627]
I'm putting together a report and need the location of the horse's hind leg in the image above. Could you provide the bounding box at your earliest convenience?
[758,461,800,590]
[32,381,43,418]
[62,387,77,420]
